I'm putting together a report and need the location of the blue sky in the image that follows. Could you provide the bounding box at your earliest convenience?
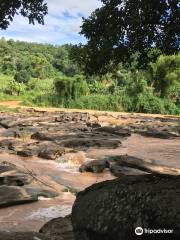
[0,0,102,45]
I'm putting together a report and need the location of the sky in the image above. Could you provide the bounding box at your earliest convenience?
[0,0,102,45]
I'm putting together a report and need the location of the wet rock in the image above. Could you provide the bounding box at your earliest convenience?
[79,160,109,173]
[0,232,48,240]
[38,143,69,160]
[24,187,58,199]
[95,126,131,137]
[57,151,85,165]
[72,174,180,240]
[39,215,75,240]
[0,186,38,208]
[16,141,72,160]
[0,185,58,208]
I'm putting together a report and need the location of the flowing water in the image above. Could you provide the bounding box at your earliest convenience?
[0,133,179,232]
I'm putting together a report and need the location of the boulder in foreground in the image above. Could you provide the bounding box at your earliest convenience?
[72,174,180,239]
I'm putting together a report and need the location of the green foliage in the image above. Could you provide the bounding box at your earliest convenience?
[149,54,180,97]
[54,75,89,104]
[14,70,30,84]
[0,38,179,115]
[68,94,123,112]
[0,0,47,30]
[5,79,26,96]
[134,92,165,114]
[0,38,79,79]
[76,0,179,74]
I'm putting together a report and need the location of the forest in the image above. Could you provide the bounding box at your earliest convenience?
[0,37,179,114]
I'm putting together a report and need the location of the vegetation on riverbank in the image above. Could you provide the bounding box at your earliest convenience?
[0,38,179,114]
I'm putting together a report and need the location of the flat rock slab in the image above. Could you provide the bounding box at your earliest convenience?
[139,129,179,139]
[0,232,48,240]
[0,171,33,186]
[0,186,58,208]
[0,186,38,208]
[95,126,131,137]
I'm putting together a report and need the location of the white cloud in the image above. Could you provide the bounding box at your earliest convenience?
[0,0,102,44]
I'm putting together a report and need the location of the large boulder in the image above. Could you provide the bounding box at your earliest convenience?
[72,174,180,239]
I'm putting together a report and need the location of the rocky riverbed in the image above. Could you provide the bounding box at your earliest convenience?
[0,108,179,239]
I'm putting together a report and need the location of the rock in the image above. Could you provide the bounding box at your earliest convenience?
[140,129,178,139]
[0,162,17,173]
[57,151,86,165]
[38,143,69,160]
[0,171,33,186]
[72,174,180,239]
[0,185,58,208]
[0,139,22,151]
[0,186,38,208]
[79,160,109,173]
[24,187,58,199]
[17,149,36,157]
[110,165,149,177]
[86,122,101,128]
[31,132,53,141]
[39,215,75,240]
[61,139,121,149]
[55,112,90,123]
[95,126,131,137]
[0,232,48,240]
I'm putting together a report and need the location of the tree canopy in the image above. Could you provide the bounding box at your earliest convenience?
[0,0,48,29]
[78,0,180,74]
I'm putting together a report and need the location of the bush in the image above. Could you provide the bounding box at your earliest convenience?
[68,94,124,112]
[148,54,180,97]
[54,75,89,104]
[163,99,180,115]
[14,70,30,84]
[5,79,26,96]
[134,92,165,114]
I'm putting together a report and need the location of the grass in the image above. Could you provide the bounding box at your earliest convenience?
[0,106,20,113]
[0,74,55,106]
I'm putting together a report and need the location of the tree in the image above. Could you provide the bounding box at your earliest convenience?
[0,0,48,30]
[78,0,180,74]
[14,69,30,84]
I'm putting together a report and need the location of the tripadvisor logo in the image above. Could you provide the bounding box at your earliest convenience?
[135,227,174,235]
[135,227,143,236]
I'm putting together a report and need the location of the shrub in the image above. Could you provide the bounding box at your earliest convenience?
[68,94,124,112]
[54,75,89,104]
[134,92,165,114]
[148,54,180,97]
[5,79,26,96]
